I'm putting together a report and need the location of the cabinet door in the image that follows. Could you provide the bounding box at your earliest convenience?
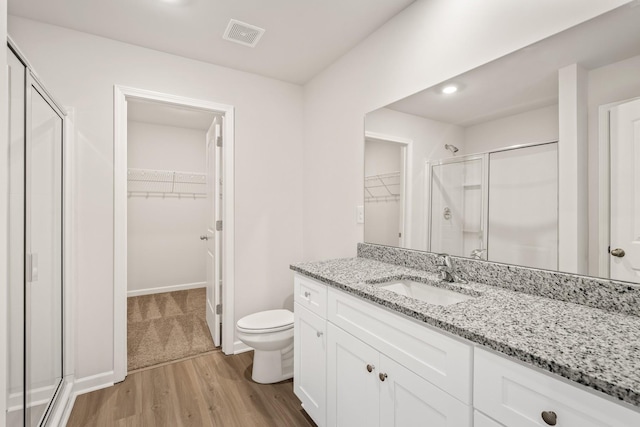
[379,354,471,427]
[327,324,379,427]
[294,303,326,426]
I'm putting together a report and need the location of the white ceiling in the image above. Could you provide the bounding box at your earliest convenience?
[128,99,217,130]
[384,3,640,127]
[8,0,415,84]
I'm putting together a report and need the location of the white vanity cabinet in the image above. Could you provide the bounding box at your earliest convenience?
[474,348,640,427]
[293,273,640,427]
[294,276,328,426]
[328,323,468,426]
[326,288,472,427]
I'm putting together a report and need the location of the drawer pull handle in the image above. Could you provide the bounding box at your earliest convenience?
[316,331,323,338]
[379,373,387,382]
[541,411,557,426]
[304,291,311,298]
[366,364,375,373]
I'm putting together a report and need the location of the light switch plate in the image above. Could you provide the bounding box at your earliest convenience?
[356,205,364,224]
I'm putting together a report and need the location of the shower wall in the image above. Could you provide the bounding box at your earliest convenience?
[127,121,207,295]
[429,158,484,257]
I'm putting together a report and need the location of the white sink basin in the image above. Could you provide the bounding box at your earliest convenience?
[375,280,475,306]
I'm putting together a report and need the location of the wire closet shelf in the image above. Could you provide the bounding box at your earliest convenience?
[365,171,401,203]
[127,168,207,198]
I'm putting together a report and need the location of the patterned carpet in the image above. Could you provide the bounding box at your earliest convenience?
[127,288,216,371]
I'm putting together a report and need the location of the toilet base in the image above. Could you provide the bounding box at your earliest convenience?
[251,346,293,384]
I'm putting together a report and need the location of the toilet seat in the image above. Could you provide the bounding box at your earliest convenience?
[237,309,293,333]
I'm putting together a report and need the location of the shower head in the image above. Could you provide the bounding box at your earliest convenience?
[445,144,459,154]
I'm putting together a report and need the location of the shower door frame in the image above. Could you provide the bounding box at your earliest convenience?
[113,86,236,384]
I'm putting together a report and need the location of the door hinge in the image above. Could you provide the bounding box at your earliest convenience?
[216,135,222,147]
[215,304,222,315]
[216,220,223,231]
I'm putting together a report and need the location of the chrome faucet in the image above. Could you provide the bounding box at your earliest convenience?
[435,253,467,284]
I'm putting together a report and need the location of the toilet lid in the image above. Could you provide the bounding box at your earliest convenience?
[237,309,294,331]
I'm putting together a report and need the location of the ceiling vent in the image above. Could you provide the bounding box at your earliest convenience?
[223,19,265,48]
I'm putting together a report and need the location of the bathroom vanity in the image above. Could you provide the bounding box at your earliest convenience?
[291,245,640,427]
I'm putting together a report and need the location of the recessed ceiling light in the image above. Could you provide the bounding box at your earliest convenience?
[441,84,459,95]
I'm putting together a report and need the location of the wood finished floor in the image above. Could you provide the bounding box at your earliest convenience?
[67,350,316,427]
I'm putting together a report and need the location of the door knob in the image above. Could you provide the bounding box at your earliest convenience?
[200,235,209,241]
[379,373,387,381]
[610,248,625,257]
[366,364,375,373]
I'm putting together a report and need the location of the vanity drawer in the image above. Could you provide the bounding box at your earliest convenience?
[294,275,327,318]
[328,288,472,404]
[474,348,640,427]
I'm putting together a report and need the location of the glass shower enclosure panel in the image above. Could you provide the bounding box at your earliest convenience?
[24,78,64,426]
[429,156,487,258]
[487,143,558,270]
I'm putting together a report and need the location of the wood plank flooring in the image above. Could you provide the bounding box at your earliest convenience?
[67,350,316,427]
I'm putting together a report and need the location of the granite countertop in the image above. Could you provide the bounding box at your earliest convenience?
[290,257,640,408]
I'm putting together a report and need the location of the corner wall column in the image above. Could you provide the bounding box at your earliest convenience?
[558,63,588,274]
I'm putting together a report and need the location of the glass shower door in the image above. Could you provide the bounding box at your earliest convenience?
[24,77,64,426]
[429,155,487,258]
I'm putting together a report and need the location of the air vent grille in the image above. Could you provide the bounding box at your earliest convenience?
[223,19,265,48]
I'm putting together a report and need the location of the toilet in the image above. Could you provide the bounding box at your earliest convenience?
[236,309,294,384]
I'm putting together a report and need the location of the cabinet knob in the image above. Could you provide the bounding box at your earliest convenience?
[541,411,557,426]
[379,373,388,382]
[316,331,323,338]
[304,291,311,298]
[366,364,375,373]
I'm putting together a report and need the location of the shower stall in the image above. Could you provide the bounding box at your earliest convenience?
[427,142,558,270]
[6,41,68,426]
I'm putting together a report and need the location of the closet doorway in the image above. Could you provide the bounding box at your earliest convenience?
[113,87,235,382]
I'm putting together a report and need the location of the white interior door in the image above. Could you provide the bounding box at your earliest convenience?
[205,116,223,346]
[610,98,640,283]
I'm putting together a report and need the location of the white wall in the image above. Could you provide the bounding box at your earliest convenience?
[463,104,559,153]
[365,108,463,250]
[127,121,207,294]
[302,0,631,262]
[587,54,640,275]
[8,16,304,381]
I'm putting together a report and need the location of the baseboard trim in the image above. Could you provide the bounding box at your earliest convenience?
[127,282,206,297]
[72,371,115,396]
[233,340,252,355]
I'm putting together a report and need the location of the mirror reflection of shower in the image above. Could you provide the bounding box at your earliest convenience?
[427,142,558,270]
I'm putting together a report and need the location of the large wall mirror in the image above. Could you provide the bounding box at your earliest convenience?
[364,3,640,284]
